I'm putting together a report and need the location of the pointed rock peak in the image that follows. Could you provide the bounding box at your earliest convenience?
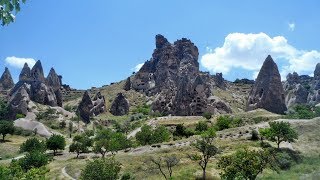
[31,60,45,82]
[314,63,320,79]
[155,34,169,49]
[0,67,14,90]
[264,55,276,64]
[47,67,58,78]
[19,63,31,81]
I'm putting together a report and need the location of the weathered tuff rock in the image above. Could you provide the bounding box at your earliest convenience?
[110,93,129,116]
[0,67,14,90]
[132,34,231,116]
[284,63,320,107]
[77,91,105,123]
[123,77,131,91]
[8,84,30,119]
[8,61,64,119]
[46,68,62,91]
[247,55,287,114]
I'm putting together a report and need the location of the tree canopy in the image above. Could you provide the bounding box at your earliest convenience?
[0,0,27,25]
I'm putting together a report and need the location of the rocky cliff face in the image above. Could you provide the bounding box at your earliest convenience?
[77,91,105,123]
[247,55,287,114]
[8,61,64,119]
[0,67,14,90]
[284,63,320,107]
[132,34,231,116]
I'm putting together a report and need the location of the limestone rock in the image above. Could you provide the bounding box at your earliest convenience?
[247,55,287,114]
[132,35,230,116]
[0,67,14,90]
[214,73,226,89]
[46,68,61,91]
[110,93,129,116]
[8,84,30,119]
[77,91,105,123]
[123,77,131,91]
[30,60,46,82]
[19,63,31,81]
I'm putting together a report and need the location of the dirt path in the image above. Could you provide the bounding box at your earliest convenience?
[127,119,156,138]
[62,166,76,180]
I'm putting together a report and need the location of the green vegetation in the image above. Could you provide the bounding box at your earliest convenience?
[0,99,9,119]
[218,148,278,180]
[188,128,218,180]
[80,157,121,180]
[260,121,298,149]
[0,120,15,141]
[173,124,194,138]
[195,121,209,133]
[150,155,180,180]
[93,128,131,157]
[136,125,171,145]
[18,151,50,171]
[46,134,66,156]
[0,0,27,25]
[286,104,320,119]
[0,162,48,179]
[20,137,46,153]
[214,115,244,131]
[202,112,212,120]
[132,104,151,115]
[70,134,93,158]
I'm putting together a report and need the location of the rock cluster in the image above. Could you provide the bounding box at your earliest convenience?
[284,63,320,107]
[132,34,231,116]
[110,93,129,116]
[8,61,64,119]
[0,67,14,90]
[77,91,105,123]
[247,55,287,114]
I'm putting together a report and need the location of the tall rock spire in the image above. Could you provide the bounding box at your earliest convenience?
[0,67,14,90]
[247,55,287,114]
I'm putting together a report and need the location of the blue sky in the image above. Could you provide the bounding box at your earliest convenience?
[1,0,320,89]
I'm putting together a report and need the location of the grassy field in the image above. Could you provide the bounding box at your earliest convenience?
[0,135,28,160]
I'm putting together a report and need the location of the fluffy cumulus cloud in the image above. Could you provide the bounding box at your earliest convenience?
[132,63,144,72]
[288,22,295,31]
[5,56,36,68]
[201,32,320,80]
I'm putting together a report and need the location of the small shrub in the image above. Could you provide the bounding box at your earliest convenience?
[215,116,231,131]
[16,114,26,119]
[59,121,66,129]
[251,130,259,141]
[195,121,208,132]
[202,112,212,120]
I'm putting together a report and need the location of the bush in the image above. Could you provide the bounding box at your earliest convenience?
[202,112,212,120]
[286,104,315,119]
[18,151,49,171]
[15,114,26,119]
[80,158,121,180]
[195,121,208,133]
[215,116,231,131]
[136,125,171,145]
[20,138,46,153]
[275,151,292,170]
[121,172,135,180]
[0,120,15,141]
[59,121,66,129]
[251,130,259,141]
[173,124,194,138]
[132,104,151,116]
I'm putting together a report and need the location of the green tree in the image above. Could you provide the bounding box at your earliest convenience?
[218,148,278,180]
[136,125,153,145]
[69,134,93,158]
[0,120,15,141]
[46,134,66,156]
[188,128,218,180]
[80,158,121,180]
[93,129,131,157]
[0,162,48,179]
[266,121,298,149]
[20,137,46,153]
[68,121,73,138]
[0,99,9,119]
[0,0,27,25]
[18,151,49,171]
[136,125,171,145]
[150,126,170,144]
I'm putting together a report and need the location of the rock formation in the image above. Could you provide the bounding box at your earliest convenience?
[247,55,287,114]
[284,63,320,107]
[0,67,14,90]
[8,61,64,119]
[110,93,129,116]
[77,91,105,123]
[123,77,131,91]
[132,34,231,116]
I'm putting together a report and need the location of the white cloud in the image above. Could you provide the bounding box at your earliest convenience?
[131,63,144,72]
[201,32,320,80]
[5,56,36,68]
[288,22,295,31]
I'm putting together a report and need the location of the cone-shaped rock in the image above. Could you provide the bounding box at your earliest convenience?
[314,63,320,80]
[247,55,287,114]
[19,63,31,81]
[46,68,61,91]
[0,67,14,90]
[30,60,45,82]
[123,77,131,91]
[110,93,129,116]
[77,91,93,123]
